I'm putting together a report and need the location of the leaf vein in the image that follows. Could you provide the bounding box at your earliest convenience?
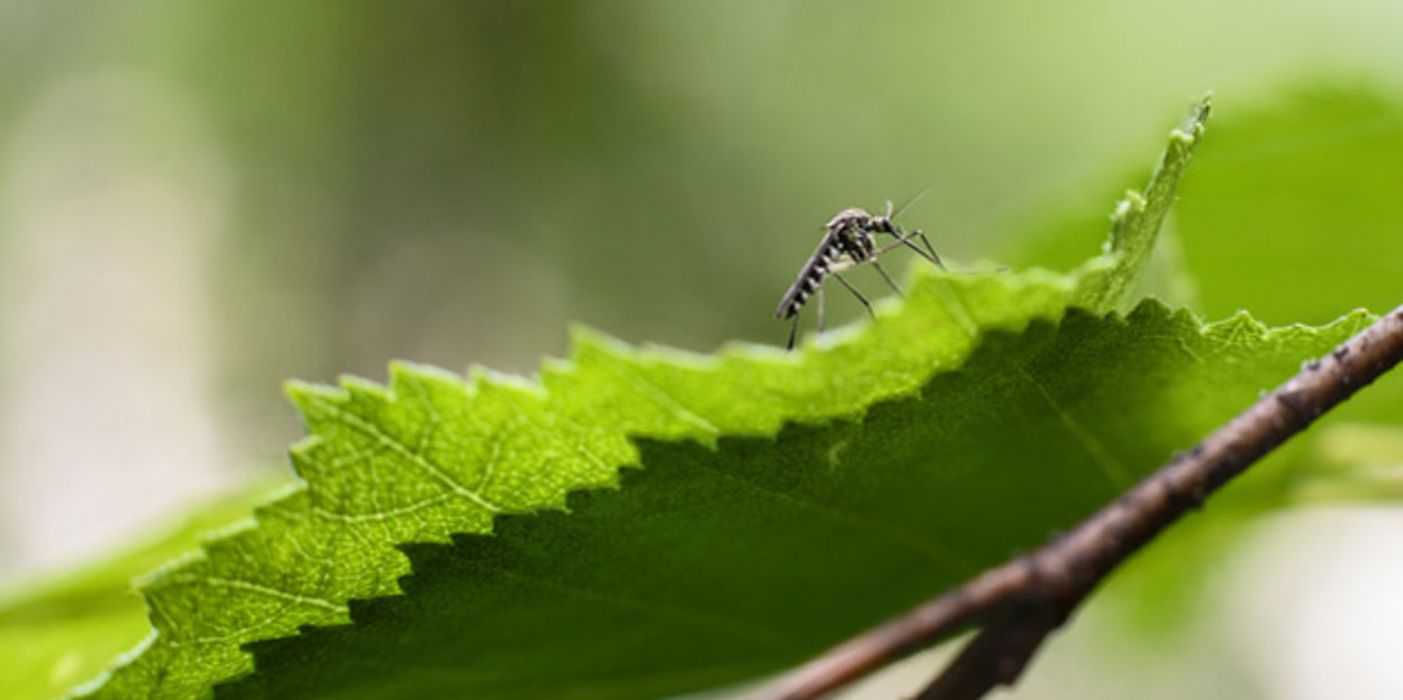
[317,403,504,513]
[169,576,348,615]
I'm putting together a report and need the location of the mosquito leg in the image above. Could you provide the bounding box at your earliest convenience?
[872,237,911,257]
[786,313,800,350]
[870,259,904,297]
[872,230,943,268]
[816,284,826,335]
[895,236,942,268]
[914,230,946,269]
[833,272,875,318]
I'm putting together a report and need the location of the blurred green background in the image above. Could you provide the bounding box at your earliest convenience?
[3,1,1403,698]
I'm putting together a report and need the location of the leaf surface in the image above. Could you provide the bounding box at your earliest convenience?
[0,488,272,700]
[222,302,1368,700]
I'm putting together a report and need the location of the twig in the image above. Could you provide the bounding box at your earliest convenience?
[913,602,1068,700]
[759,304,1403,700]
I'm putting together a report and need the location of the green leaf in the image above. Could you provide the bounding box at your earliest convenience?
[0,487,275,700]
[1171,87,1403,461]
[1075,96,1211,312]
[64,99,1255,699]
[1175,88,1403,327]
[1009,86,1403,490]
[220,302,1369,700]
[992,86,1403,654]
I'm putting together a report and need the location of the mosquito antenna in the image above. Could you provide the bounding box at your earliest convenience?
[889,185,932,221]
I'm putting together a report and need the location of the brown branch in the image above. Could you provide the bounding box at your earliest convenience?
[913,601,1069,700]
[759,304,1403,700]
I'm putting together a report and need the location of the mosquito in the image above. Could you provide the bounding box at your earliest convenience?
[775,195,943,350]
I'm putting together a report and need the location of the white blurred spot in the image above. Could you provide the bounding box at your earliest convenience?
[1233,508,1403,700]
[0,70,236,582]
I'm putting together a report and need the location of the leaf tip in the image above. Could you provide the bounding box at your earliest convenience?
[389,359,461,384]
[566,323,636,361]
[1111,190,1148,222]
[285,379,343,413]
[1171,93,1213,144]
[337,374,395,407]
[467,362,545,396]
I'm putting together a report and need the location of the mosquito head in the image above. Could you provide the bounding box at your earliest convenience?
[864,198,906,237]
[869,212,901,236]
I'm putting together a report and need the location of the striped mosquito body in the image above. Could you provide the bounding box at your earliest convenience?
[775,212,872,318]
[776,199,944,350]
